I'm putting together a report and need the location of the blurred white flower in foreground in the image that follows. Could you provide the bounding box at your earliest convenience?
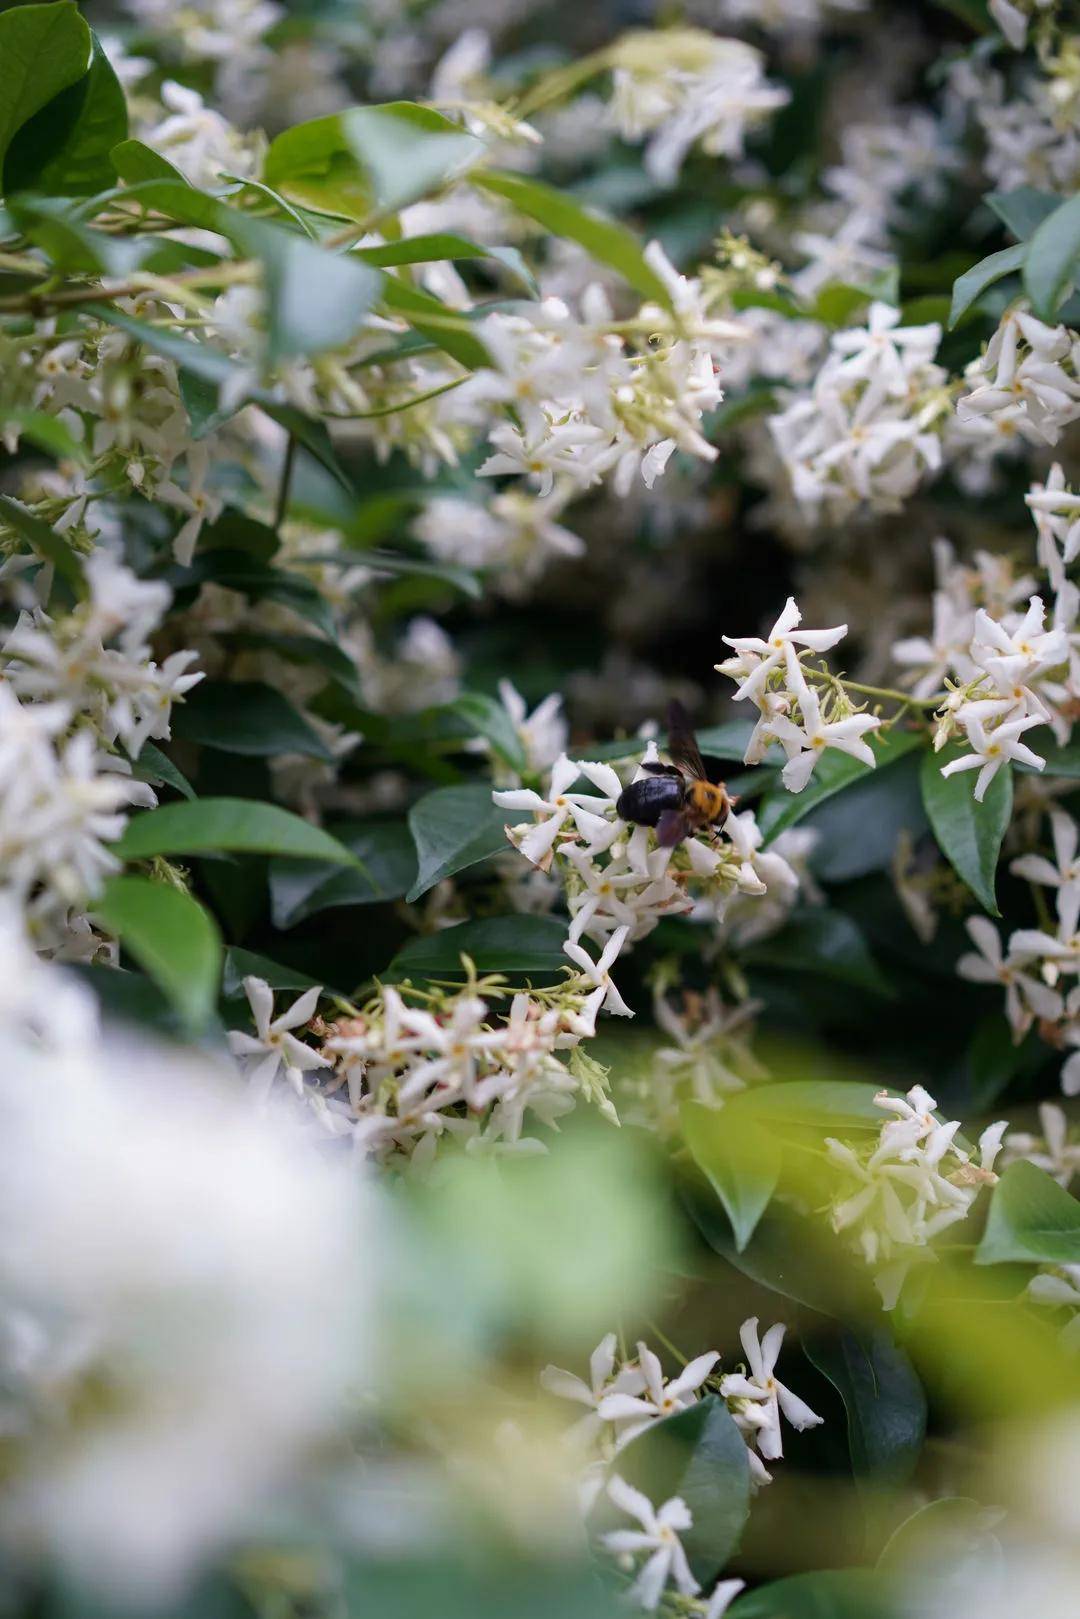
[0,1014,373,1600]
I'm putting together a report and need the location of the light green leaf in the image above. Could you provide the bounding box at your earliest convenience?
[442,693,527,772]
[949,243,1027,328]
[264,103,484,221]
[93,875,221,1031]
[4,32,126,197]
[170,680,335,761]
[741,909,893,997]
[229,214,381,364]
[681,1100,780,1251]
[113,798,362,865]
[732,1079,892,1131]
[269,820,417,928]
[610,1398,750,1585]
[4,408,89,464]
[360,548,481,598]
[0,1,91,178]
[473,169,671,305]
[1024,192,1080,319]
[986,185,1061,241]
[878,1497,1002,1578]
[729,1570,896,1619]
[355,231,537,295]
[920,745,1012,916]
[760,729,924,845]
[377,273,491,369]
[976,1160,1080,1266]
[804,1328,926,1483]
[407,783,511,901]
[342,1560,624,1619]
[387,915,568,979]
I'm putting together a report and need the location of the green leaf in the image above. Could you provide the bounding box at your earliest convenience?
[877,1497,1002,1577]
[175,551,336,638]
[386,915,568,980]
[170,680,335,761]
[759,729,924,845]
[729,1570,897,1619]
[949,243,1027,328]
[407,783,511,901]
[1022,732,1080,776]
[976,1160,1080,1266]
[230,214,381,364]
[442,692,527,772]
[222,947,323,999]
[1023,192,1080,320]
[263,103,484,221]
[0,494,86,596]
[360,548,481,598]
[6,194,151,276]
[612,1397,750,1585]
[132,741,196,801]
[110,137,186,184]
[0,1,91,178]
[473,170,672,305]
[269,820,417,928]
[741,909,893,997]
[733,1079,893,1131]
[377,273,491,369]
[92,875,221,1031]
[113,798,362,866]
[4,31,126,197]
[804,1328,926,1483]
[681,1100,781,1252]
[341,1560,623,1619]
[920,745,1012,916]
[355,231,537,295]
[987,185,1062,241]
[4,408,88,463]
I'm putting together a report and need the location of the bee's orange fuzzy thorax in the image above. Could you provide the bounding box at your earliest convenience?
[687,781,727,821]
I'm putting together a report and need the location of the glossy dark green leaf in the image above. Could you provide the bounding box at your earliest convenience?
[132,742,196,801]
[1024,192,1080,319]
[612,1397,750,1585]
[804,1328,926,1483]
[170,680,335,761]
[4,32,126,197]
[0,1,91,177]
[342,1560,623,1619]
[93,875,221,1030]
[270,820,417,928]
[407,783,510,900]
[113,798,362,866]
[110,137,186,183]
[681,1099,781,1251]
[222,947,324,999]
[920,745,1012,916]
[474,169,671,304]
[361,548,481,598]
[741,908,893,997]
[759,729,924,845]
[377,273,491,369]
[949,243,1027,328]
[442,692,527,772]
[0,494,86,596]
[387,915,568,979]
[976,1160,1080,1266]
[264,103,484,220]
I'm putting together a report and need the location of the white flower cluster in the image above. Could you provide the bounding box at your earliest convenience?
[718,596,882,792]
[826,1085,1007,1308]
[493,744,802,999]
[958,808,1080,1092]
[957,307,1080,451]
[990,0,1056,51]
[465,248,742,500]
[227,971,620,1165]
[541,1319,822,1609]
[0,911,371,1600]
[768,303,950,523]
[608,32,789,184]
[1003,1101,1080,1188]
[616,980,766,1134]
[716,0,869,36]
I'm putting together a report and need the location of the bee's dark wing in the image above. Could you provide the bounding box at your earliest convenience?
[699,753,729,787]
[656,807,689,847]
[641,760,683,778]
[665,699,708,783]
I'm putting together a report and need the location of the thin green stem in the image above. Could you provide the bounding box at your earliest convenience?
[645,1318,688,1369]
[802,665,943,711]
[273,434,297,533]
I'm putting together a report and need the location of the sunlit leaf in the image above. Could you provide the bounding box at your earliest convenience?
[93,875,221,1031]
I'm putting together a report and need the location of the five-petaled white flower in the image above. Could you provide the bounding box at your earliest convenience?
[540,1332,647,1447]
[600,1475,699,1611]
[227,976,331,1099]
[718,1317,823,1461]
[597,1339,719,1447]
[494,754,621,868]
[717,596,847,706]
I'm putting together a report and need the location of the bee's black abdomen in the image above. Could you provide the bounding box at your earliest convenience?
[616,776,684,827]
